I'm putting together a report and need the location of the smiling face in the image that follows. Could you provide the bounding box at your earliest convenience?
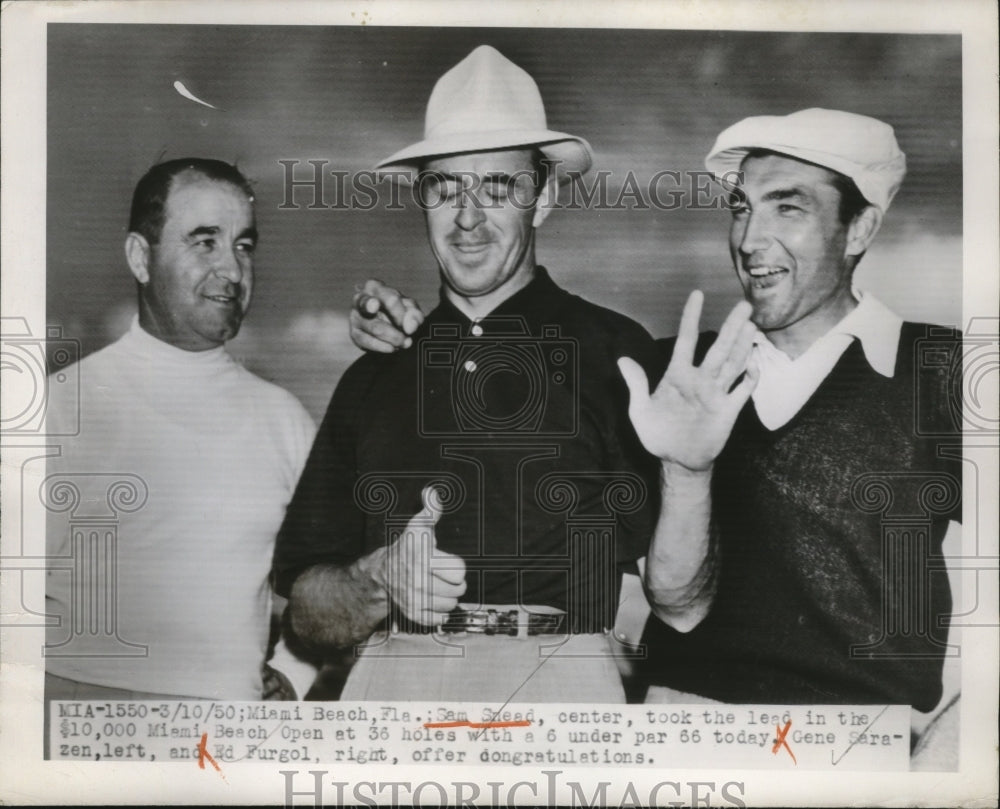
[132,172,257,351]
[729,154,866,356]
[422,149,548,317]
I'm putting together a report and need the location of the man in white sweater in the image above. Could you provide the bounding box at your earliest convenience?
[44,159,316,701]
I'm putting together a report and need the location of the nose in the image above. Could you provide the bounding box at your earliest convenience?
[737,210,771,256]
[213,246,245,284]
[454,187,486,231]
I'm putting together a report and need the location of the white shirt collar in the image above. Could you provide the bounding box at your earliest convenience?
[753,288,903,378]
[828,289,903,378]
[749,290,903,431]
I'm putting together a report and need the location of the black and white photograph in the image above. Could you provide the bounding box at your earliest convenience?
[1,1,997,806]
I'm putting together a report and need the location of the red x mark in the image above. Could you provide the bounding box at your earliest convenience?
[197,732,223,775]
[772,720,797,764]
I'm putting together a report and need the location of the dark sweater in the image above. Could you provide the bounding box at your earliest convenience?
[644,323,962,712]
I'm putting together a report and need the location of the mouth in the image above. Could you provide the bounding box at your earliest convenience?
[744,265,789,289]
[452,242,491,254]
[204,293,240,306]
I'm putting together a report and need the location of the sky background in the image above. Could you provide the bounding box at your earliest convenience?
[47,25,962,420]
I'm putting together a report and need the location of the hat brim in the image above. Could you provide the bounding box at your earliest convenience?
[705,145,896,212]
[376,130,593,185]
[706,145,863,181]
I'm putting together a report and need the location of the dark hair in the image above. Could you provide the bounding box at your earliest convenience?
[128,158,254,244]
[530,149,552,191]
[827,171,870,225]
[741,148,871,224]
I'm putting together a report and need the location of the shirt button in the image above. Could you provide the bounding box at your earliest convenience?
[471,323,483,336]
[463,360,477,373]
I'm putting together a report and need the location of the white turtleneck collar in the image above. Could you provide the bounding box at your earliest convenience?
[122,316,233,370]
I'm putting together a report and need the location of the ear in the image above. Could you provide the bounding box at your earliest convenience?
[531,175,559,229]
[845,205,883,258]
[125,232,153,284]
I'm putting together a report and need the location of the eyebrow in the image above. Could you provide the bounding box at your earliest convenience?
[431,172,523,184]
[186,225,258,242]
[761,187,812,204]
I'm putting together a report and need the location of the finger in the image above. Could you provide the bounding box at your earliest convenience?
[671,290,704,369]
[398,486,446,556]
[716,319,758,390]
[357,277,389,300]
[353,293,382,317]
[430,552,466,586]
[261,676,280,699]
[372,311,415,347]
[353,278,389,314]
[349,331,402,354]
[399,297,426,335]
[377,288,416,333]
[349,309,411,351]
[410,593,460,623]
[617,357,650,407]
[400,510,437,551]
[725,353,760,413]
[355,278,414,333]
[418,484,448,526]
[353,279,420,344]
[348,321,406,353]
[430,571,467,597]
[701,299,754,375]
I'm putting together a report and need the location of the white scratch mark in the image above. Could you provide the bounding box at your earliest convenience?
[173,80,218,110]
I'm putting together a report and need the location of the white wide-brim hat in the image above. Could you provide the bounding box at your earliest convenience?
[704,108,907,213]
[376,45,593,185]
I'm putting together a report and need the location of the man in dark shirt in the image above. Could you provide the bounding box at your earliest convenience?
[273,45,759,703]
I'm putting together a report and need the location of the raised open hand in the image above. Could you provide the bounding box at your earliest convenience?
[618,290,758,472]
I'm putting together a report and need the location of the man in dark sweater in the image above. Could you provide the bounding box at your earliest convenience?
[621,109,961,713]
[351,109,961,716]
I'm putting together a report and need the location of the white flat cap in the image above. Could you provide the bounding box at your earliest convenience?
[705,108,907,213]
[376,45,592,185]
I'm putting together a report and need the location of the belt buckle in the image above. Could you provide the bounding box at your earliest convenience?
[460,608,520,637]
[460,610,488,635]
[462,609,490,634]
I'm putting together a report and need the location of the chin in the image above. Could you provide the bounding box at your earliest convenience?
[207,319,243,344]
[749,309,781,332]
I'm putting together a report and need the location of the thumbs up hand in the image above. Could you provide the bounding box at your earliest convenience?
[383,485,467,626]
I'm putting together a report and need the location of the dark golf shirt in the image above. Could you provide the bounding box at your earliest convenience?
[273,268,660,633]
